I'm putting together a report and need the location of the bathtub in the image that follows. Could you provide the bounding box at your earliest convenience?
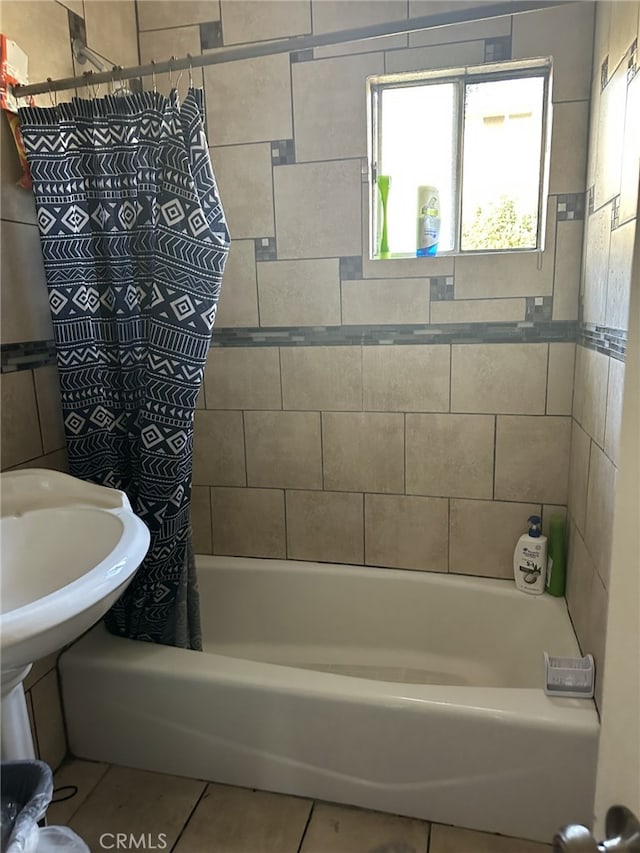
[59,556,599,843]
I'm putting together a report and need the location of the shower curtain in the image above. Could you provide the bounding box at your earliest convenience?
[19,89,230,649]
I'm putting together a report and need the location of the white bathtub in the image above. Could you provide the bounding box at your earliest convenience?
[59,556,599,842]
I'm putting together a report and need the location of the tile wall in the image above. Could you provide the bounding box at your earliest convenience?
[0,0,140,766]
[566,1,639,708]
[136,4,596,583]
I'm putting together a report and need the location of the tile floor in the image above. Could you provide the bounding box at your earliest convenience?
[47,759,553,852]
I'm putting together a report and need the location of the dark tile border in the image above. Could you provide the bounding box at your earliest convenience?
[1,340,57,373]
[578,323,627,362]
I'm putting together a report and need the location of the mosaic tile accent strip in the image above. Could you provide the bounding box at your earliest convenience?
[339,256,363,280]
[601,56,609,91]
[611,195,621,230]
[628,38,638,83]
[271,139,295,166]
[578,323,627,362]
[254,237,277,262]
[430,276,455,301]
[1,340,57,373]
[211,320,577,348]
[291,49,314,63]
[587,185,595,216]
[484,36,511,62]
[557,193,585,221]
[525,296,552,322]
[200,20,223,51]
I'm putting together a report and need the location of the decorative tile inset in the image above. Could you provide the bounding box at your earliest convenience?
[254,237,277,262]
[601,56,609,91]
[430,276,455,301]
[484,36,511,62]
[200,20,223,50]
[1,340,57,373]
[611,194,621,230]
[587,185,595,216]
[290,49,313,63]
[525,296,553,322]
[578,323,627,361]
[339,256,363,280]
[270,139,295,166]
[556,193,585,221]
[68,9,86,44]
[628,38,638,83]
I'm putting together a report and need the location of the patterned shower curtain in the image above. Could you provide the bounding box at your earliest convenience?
[19,90,230,649]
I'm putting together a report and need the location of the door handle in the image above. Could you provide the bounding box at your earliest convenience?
[553,806,640,852]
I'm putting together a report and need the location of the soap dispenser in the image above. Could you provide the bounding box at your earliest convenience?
[513,515,547,595]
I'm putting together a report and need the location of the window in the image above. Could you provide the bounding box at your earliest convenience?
[367,58,551,259]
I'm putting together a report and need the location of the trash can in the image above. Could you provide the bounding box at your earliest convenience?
[1,761,89,853]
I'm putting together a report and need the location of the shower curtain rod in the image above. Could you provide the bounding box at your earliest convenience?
[12,0,574,98]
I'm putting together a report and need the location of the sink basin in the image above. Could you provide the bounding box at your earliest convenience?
[0,469,150,759]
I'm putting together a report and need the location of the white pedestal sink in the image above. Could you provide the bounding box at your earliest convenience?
[0,469,150,760]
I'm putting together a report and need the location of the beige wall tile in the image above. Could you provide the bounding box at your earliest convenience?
[137,1,220,30]
[0,371,43,470]
[204,347,281,409]
[592,2,611,79]
[566,521,595,654]
[430,822,552,853]
[293,52,384,162]
[191,485,212,554]
[205,54,292,146]
[30,670,66,770]
[1,114,37,226]
[323,412,404,493]
[608,1,639,81]
[1,1,76,106]
[365,493,448,571]
[176,783,311,852]
[450,499,540,579]
[23,653,59,692]
[313,0,407,33]
[409,3,511,45]
[511,2,594,102]
[211,487,286,557]
[604,357,625,466]
[451,344,548,415]
[286,490,364,564]
[385,39,485,73]
[274,160,362,259]
[281,346,362,411]
[316,34,406,60]
[585,442,616,589]
[257,259,341,327]
[495,415,571,504]
[342,279,430,325]
[362,252,453,279]
[57,0,84,13]
[568,420,591,536]
[619,71,640,223]
[210,144,274,239]
[8,448,69,474]
[553,220,583,321]
[301,802,428,853]
[406,414,494,499]
[245,411,322,489]
[363,345,449,412]
[594,62,627,209]
[587,566,609,709]
[215,240,259,328]
[606,218,636,330]
[572,345,609,446]
[193,410,246,486]
[84,1,138,68]
[48,760,110,828]
[583,204,611,325]
[139,26,203,101]
[549,101,590,194]
[69,767,205,852]
[431,298,526,324]
[546,343,575,415]
[0,221,53,344]
[454,204,556,298]
[33,366,65,453]
[221,0,311,44]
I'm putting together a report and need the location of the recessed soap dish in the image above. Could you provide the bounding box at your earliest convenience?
[544,652,595,698]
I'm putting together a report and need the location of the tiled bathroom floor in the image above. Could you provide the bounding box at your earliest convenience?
[47,759,553,852]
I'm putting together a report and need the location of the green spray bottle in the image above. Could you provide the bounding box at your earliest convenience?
[546,514,566,596]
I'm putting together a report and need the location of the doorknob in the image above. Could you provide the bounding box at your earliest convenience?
[553,806,640,852]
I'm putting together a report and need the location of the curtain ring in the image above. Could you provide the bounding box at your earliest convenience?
[151,60,157,93]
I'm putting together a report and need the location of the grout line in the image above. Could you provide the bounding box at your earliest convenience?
[169,782,209,851]
[296,801,316,853]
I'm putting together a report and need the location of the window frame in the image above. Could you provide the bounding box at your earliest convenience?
[366,57,553,260]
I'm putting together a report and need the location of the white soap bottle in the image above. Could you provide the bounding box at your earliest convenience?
[513,515,547,595]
